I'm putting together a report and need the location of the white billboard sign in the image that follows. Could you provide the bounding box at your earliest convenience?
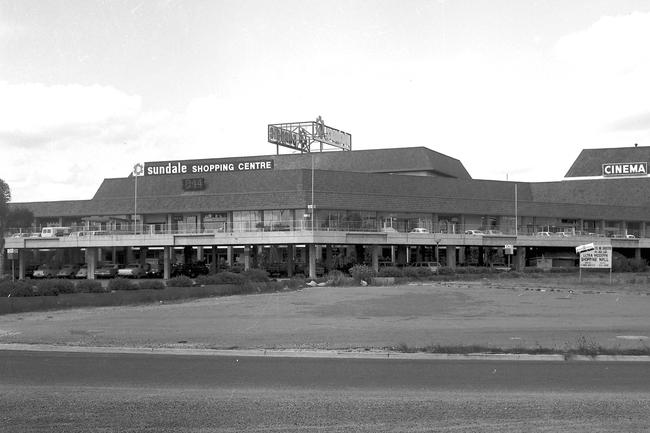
[575,243,595,254]
[579,244,612,269]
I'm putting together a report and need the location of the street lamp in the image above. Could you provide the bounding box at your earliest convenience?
[133,163,144,234]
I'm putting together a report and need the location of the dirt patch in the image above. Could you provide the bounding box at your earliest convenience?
[0,276,649,352]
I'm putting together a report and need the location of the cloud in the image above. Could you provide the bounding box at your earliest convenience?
[0,82,142,146]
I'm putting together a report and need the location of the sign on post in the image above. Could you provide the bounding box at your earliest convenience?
[575,243,595,254]
[579,244,612,268]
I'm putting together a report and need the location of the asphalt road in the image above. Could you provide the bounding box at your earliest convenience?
[1,350,649,432]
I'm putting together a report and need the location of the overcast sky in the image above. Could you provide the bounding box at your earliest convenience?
[2,0,650,203]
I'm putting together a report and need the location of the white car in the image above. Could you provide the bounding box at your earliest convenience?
[536,231,552,237]
[118,263,150,278]
[33,264,58,278]
[464,230,484,235]
[409,227,429,233]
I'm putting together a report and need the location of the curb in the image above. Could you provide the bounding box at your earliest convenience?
[1,343,649,362]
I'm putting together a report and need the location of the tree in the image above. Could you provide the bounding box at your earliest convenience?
[0,178,11,278]
[7,207,34,230]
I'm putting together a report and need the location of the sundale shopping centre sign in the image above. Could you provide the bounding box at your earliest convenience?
[602,162,647,177]
[144,159,274,176]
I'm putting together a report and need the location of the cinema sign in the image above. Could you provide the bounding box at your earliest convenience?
[602,162,647,177]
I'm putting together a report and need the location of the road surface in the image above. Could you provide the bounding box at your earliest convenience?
[1,349,649,432]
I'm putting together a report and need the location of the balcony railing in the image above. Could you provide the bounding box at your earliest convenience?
[3,221,646,239]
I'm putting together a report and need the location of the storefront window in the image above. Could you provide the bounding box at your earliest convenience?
[262,210,294,231]
[232,211,261,232]
[203,213,228,232]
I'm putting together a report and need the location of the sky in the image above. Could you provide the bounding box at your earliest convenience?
[2,0,650,203]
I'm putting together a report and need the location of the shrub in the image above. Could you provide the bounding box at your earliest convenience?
[32,280,61,296]
[138,280,166,290]
[241,269,270,282]
[107,278,137,291]
[33,279,77,295]
[348,264,376,284]
[210,272,246,285]
[628,258,648,273]
[75,280,106,293]
[167,276,194,287]
[377,266,404,277]
[0,280,36,297]
[284,276,307,289]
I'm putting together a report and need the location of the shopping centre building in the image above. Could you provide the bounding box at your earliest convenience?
[3,125,650,279]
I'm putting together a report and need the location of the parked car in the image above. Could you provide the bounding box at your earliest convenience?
[612,234,636,239]
[95,263,121,279]
[145,262,164,278]
[118,263,150,278]
[171,261,209,278]
[75,265,89,279]
[409,227,429,233]
[25,264,39,278]
[465,230,484,235]
[536,231,552,237]
[57,264,80,278]
[33,264,58,279]
[484,230,503,235]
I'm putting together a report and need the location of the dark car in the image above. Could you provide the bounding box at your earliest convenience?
[94,263,121,279]
[57,264,81,278]
[171,261,210,278]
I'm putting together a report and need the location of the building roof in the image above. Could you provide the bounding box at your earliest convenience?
[8,146,650,222]
[143,146,472,180]
[565,145,650,177]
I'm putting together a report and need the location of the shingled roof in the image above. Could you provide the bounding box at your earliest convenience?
[565,145,650,177]
[144,146,472,180]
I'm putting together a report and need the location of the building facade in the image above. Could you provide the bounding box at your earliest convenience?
[3,145,650,279]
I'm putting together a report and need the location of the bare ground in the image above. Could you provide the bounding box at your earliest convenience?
[0,274,649,352]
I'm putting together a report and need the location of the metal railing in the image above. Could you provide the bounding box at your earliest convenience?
[3,221,647,239]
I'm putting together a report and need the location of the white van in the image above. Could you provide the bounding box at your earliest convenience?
[41,227,72,237]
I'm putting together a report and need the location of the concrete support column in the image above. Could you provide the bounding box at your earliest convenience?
[635,248,641,261]
[139,247,148,267]
[85,247,98,280]
[227,246,233,267]
[163,246,171,280]
[210,247,217,274]
[197,246,204,261]
[325,245,333,272]
[126,247,134,264]
[396,245,407,265]
[371,245,380,272]
[19,249,26,280]
[167,214,173,234]
[308,244,317,279]
[287,245,295,277]
[446,246,457,270]
[641,222,647,238]
[243,246,251,271]
[432,213,439,232]
[600,220,606,235]
[458,247,466,266]
[515,246,526,270]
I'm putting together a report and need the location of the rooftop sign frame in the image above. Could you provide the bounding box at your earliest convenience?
[268,116,351,153]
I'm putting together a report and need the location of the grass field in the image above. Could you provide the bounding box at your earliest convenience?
[0,273,649,355]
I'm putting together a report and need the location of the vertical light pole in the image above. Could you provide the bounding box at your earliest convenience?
[311,153,314,234]
[133,163,144,235]
[514,183,518,236]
